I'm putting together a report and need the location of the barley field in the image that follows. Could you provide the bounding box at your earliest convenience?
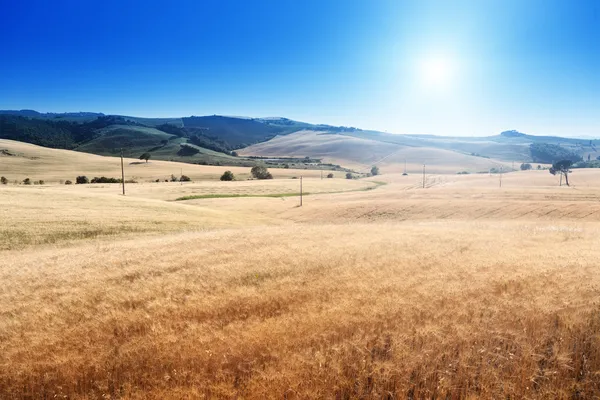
[1,166,600,399]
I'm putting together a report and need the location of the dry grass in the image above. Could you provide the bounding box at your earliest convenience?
[2,165,600,398]
[0,139,325,183]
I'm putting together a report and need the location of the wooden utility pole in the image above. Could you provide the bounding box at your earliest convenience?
[499,166,503,188]
[300,176,303,206]
[422,164,426,188]
[120,148,125,195]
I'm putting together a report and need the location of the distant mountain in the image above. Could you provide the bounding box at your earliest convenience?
[0,109,598,167]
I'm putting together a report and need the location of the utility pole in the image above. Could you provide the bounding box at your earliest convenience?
[422,164,426,188]
[499,166,503,188]
[320,170,323,180]
[120,148,125,195]
[300,176,303,206]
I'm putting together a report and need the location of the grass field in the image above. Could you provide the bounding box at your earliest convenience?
[1,149,600,398]
[239,130,515,174]
[0,139,328,183]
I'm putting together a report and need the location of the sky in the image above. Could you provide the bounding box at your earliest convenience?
[0,0,598,137]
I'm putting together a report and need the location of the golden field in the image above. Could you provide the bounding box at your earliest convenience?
[1,152,600,398]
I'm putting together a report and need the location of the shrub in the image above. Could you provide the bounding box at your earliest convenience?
[327,173,334,178]
[180,175,191,182]
[155,179,160,182]
[76,176,89,184]
[220,171,235,181]
[65,180,73,185]
[251,165,273,180]
[23,178,31,185]
[346,172,353,179]
[0,176,7,185]
[231,151,239,157]
[90,177,121,183]
[170,174,178,182]
[371,166,380,176]
[520,163,532,171]
[37,180,44,185]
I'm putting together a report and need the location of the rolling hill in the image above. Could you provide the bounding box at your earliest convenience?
[1,110,597,173]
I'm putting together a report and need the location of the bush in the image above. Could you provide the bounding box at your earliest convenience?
[76,176,89,184]
[23,178,31,185]
[231,151,239,157]
[220,171,235,181]
[327,173,334,178]
[520,163,532,170]
[0,176,7,185]
[90,176,121,183]
[251,165,273,180]
[371,166,380,176]
[170,174,178,182]
[346,172,353,179]
[37,180,44,185]
[65,180,73,185]
[180,175,191,182]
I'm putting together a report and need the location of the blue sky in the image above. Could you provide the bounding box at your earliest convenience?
[0,0,598,137]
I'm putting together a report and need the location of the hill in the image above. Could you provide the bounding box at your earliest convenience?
[0,139,326,183]
[239,130,512,173]
[2,109,598,172]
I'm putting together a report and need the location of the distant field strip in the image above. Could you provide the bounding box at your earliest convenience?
[174,180,386,201]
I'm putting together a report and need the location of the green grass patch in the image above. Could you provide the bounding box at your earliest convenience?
[175,181,387,201]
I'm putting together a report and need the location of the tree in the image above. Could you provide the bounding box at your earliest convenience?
[537,165,542,170]
[180,175,191,182]
[346,172,353,179]
[327,173,334,178]
[139,152,151,163]
[520,163,532,170]
[549,160,573,186]
[371,166,380,176]
[251,165,273,180]
[220,171,235,181]
[76,176,89,184]
[22,178,31,185]
[65,180,73,185]
[231,151,239,157]
[0,176,7,185]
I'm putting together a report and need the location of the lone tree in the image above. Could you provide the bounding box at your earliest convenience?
[371,166,380,176]
[549,160,573,186]
[139,152,151,163]
[251,165,273,180]
[220,171,235,181]
[520,163,532,170]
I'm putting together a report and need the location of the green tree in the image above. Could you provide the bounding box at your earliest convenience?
[220,171,235,181]
[346,172,353,179]
[549,160,573,186]
[371,166,380,176]
[22,178,31,185]
[139,152,151,163]
[520,163,532,170]
[76,176,89,184]
[251,165,273,180]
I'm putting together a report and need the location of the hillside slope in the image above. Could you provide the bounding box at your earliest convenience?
[239,130,512,173]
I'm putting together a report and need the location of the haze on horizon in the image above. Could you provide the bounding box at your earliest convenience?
[1,0,598,138]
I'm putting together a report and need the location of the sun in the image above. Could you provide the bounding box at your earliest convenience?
[419,56,456,89]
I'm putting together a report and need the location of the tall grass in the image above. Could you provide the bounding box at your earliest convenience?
[1,222,599,398]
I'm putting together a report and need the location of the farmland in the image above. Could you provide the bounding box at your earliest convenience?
[1,150,600,398]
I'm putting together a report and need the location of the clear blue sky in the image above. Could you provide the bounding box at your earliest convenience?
[1,0,598,137]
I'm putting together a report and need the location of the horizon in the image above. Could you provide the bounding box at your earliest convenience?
[1,0,599,137]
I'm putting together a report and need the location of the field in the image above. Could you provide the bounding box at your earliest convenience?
[239,130,515,174]
[2,149,600,398]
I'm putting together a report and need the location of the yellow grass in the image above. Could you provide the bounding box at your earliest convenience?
[2,158,600,398]
[0,139,325,183]
[239,130,513,174]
